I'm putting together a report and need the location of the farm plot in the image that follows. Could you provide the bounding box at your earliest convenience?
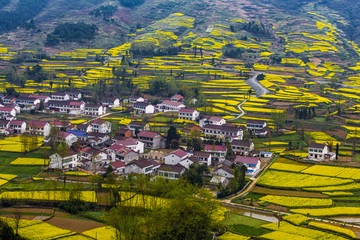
[257,170,353,189]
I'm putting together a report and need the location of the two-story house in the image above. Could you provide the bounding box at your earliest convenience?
[308,142,336,161]
[231,140,254,156]
[127,121,150,134]
[199,116,226,128]
[0,106,16,120]
[164,149,191,165]
[56,132,78,147]
[124,160,154,175]
[178,108,199,121]
[102,97,120,108]
[84,104,106,116]
[158,164,185,180]
[234,156,261,177]
[51,92,70,101]
[138,131,163,149]
[192,151,212,166]
[204,124,244,140]
[171,94,184,103]
[133,102,155,114]
[91,119,111,134]
[157,100,185,112]
[49,149,78,171]
[9,120,26,134]
[29,121,51,137]
[67,92,82,100]
[112,138,144,154]
[205,145,227,163]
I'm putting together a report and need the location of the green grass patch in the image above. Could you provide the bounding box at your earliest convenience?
[224,213,268,227]
[0,152,22,159]
[0,211,51,216]
[333,202,360,207]
[227,224,272,237]
[0,166,43,176]
[0,158,18,165]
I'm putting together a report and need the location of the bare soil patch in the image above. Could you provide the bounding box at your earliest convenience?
[45,216,105,233]
[251,186,328,198]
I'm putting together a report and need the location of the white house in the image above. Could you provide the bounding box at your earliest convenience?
[46,100,85,114]
[91,119,111,133]
[0,107,17,119]
[138,131,163,149]
[171,94,184,102]
[102,97,120,108]
[246,119,270,137]
[112,138,144,154]
[204,124,244,140]
[111,161,126,175]
[67,92,82,100]
[77,124,92,133]
[49,149,78,170]
[84,104,106,116]
[57,132,78,147]
[51,92,70,101]
[133,102,155,114]
[9,120,26,134]
[205,144,227,163]
[30,95,51,103]
[199,116,226,128]
[15,96,40,109]
[158,164,185,180]
[308,142,336,161]
[29,121,51,137]
[231,140,254,156]
[157,100,185,112]
[128,96,145,103]
[213,165,234,179]
[192,151,212,166]
[127,121,150,134]
[179,158,197,169]
[107,144,140,163]
[178,108,199,121]
[3,96,16,104]
[124,160,154,175]
[164,149,191,165]
[235,156,261,177]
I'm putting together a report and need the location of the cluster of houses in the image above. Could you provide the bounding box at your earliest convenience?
[0,91,337,184]
[45,115,275,186]
[0,92,122,118]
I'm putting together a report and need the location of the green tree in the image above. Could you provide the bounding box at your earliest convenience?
[271,110,286,132]
[166,126,180,149]
[182,164,209,187]
[225,139,233,160]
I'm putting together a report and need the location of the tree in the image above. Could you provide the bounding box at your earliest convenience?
[218,164,247,198]
[247,89,253,99]
[225,140,233,160]
[182,164,210,187]
[48,126,59,149]
[271,110,286,132]
[275,86,280,94]
[166,126,180,149]
[6,87,19,97]
[335,143,339,160]
[187,130,202,151]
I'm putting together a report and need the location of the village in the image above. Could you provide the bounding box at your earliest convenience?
[0,90,338,191]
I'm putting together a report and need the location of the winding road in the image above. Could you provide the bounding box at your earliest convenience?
[245,73,270,97]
